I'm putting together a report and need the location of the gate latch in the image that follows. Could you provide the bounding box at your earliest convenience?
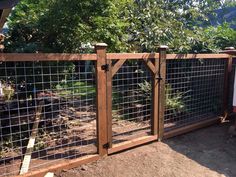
[103,142,110,149]
[101,64,109,72]
[156,74,162,82]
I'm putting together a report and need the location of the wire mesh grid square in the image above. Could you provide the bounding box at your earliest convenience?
[164,59,226,131]
[0,60,97,176]
[111,59,152,144]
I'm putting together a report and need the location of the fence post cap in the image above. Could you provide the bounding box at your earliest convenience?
[158,45,169,50]
[220,47,236,55]
[225,47,235,50]
[94,43,108,47]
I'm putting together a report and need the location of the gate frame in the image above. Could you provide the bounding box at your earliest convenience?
[98,46,168,155]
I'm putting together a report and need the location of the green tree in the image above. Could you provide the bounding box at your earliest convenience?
[5,0,50,52]
[125,0,222,53]
[5,0,131,53]
[4,0,235,53]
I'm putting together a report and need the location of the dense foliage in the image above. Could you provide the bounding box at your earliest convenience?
[4,0,236,53]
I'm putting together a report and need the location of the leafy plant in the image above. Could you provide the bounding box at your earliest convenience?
[138,80,152,100]
[5,0,234,54]
[0,81,15,101]
[138,81,187,114]
[166,84,186,114]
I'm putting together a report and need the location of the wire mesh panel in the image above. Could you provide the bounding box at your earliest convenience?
[165,59,226,131]
[112,60,152,144]
[0,60,97,176]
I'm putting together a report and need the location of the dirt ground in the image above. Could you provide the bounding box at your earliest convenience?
[57,123,236,177]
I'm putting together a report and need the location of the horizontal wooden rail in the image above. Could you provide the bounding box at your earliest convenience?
[107,53,159,60]
[0,53,231,62]
[163,117,221,139]
[17,155,99,177]
[166,53,230,60]
[108,135,158,154]
[0,53,97,61]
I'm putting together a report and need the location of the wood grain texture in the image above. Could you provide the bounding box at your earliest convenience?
[158,48,167,141]
[223,56,233,117]
[143,59,156,74]
[151,58,159,135]
[107,53,159,60]
[17,155,99,177]
[0,53,229,61]
[166,53,229,60]
[0,53,97,61]
[163,117,221,139]
[108,135,158,154]
[111,59,126,77]
[0,8,11,30]
[95,44,108,156]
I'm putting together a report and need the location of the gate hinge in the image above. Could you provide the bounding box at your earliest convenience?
[103,142,110,149]
[101,64,109,72]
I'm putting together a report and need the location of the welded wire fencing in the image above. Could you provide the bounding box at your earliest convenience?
[0,49,233,176]
[0,60,97,176]
[112,59,152,144]
[164,58,226,131]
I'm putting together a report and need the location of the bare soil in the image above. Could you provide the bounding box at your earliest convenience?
[58,123,236,177]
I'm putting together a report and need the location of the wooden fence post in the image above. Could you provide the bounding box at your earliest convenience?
[158,45,168,141]
[221,47,234,120]
[95,43,108,156]
[151,55,159,135]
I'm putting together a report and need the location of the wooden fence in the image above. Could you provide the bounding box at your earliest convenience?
[0,44,233,177]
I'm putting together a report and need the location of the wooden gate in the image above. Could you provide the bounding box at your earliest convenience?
[99,47,168,154]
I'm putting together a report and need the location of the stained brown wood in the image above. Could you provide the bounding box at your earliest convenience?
[151,57,159,135]
[111,59,126,77]
[0,8,11,30]
[143,59,156,74]
[163,117,221,139]
[17,155,100,177]
[106,59,113,148]
[108,135,158,154]
[158,47,167,140]
[166,53,229,60]
[0,53,229,62]
[95,43,108,156]
[222,56,233,118]
[0,53,97,61]
[107,53,159,60]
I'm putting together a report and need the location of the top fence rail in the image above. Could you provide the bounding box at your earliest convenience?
[107,53,230,60]
[0,53,230,62]
[0,53,97,61]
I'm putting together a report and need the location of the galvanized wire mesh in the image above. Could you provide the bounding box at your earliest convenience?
[112,60,152,144]
[0,60,97,176]
[165,59,226,131]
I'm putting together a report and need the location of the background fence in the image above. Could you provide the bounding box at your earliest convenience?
[0,47,233,176]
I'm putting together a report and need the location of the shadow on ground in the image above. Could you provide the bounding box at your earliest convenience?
[164,122,236,177]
